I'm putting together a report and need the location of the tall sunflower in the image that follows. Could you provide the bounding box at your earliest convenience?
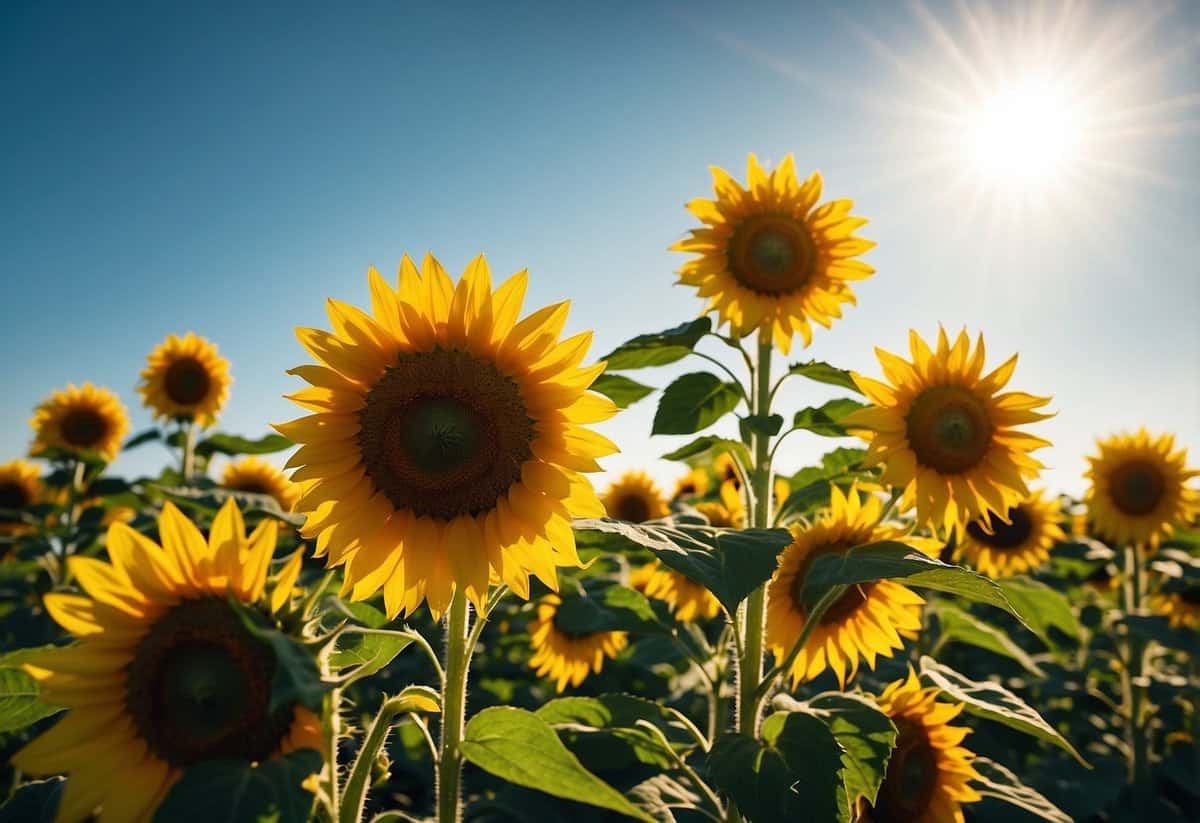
[277,254,616,618]
[13,501,318,823]
[634,561,721,622]
[845,328,1053,533]
[671,467,710,501]
[1084,429,1197,547]
[30,383,129,462]
[527,594,627,692]
[604,470,669,523]
[139,333,232,427]
[954,489,1065,578]
[862,670,981,823]
[0,459,43,536]
[766,485,928,687]
[671,154,874,353]
[222,456,300,512]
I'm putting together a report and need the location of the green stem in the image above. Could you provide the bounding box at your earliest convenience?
[1123,542,1150,789]
[323,686,343,820]
[340,695,409,823]
[181,421,198,483]
[437,591,472,823]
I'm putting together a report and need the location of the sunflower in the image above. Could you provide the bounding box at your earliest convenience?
[954,489,1066,578]
[635,561,721,621]
[766,485,927,687]
[30,383,130,463]
[13,501,318,823]
[603,470,669,523]
[861,669,981,823]
[0,459,43,536]
[713,452,742,487]
[138,333,232,427]
[527,594,628,692]
[671,154,874,353]
[671,467,710,501]
[222,456,300,512]
[1084,429,1198,547]
[695,479,745,527]
[1150,586,1200,630]
[277,254,616,618]
[845,328,1053,533]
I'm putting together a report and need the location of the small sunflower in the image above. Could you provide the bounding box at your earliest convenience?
[671,153,874,352]
[0,459,43,536]
[955,490,1066,578]
[713,452,742,488]
[30,383,130,463]
[1084,429,1198,547]
[845,328,1053,533]
[13,501,318,822]
[1150,586,1200,630]
[695,479,746,527]
[527,594,627,692]
[138,333,232,427]
[766,485,927,687]
[635,561,721,621]
[222,456,300,512]
[278,254,616,619]
[671,467,710,501]
[862,670,981,823]
[603,470,669,523]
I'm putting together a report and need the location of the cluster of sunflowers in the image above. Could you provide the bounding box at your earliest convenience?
[1,154,1197,823]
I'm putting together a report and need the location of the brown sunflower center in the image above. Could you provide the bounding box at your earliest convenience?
[164,357,212,406]
[966,505,1033,550]
[231,481,272,496]
[870,718,940,821]
[0,482,32,513]
[1108,459,1166,517]
[358,349,534,520]
[792,541,873,624]
[613,492,652,523]
[906,385,993,474]
[125,598,294,768]
[59,408,108,449]
[727,213,817,295]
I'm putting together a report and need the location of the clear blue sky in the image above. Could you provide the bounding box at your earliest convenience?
[3,0,1197,496]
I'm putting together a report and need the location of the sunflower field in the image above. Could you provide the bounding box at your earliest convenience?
[1,152,1197,823]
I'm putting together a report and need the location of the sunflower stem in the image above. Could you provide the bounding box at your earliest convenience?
[339,695,409,823]
[1122,542,1151,793]
[181,420,198,483]
[436,590,473,823]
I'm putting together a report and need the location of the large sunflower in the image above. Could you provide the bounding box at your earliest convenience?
[222,456,300,512]
[954,489,1066,578]
[861,670,981,823]
[1084,429,1197,547]
[603,470,669,523]
[527,594,628,692]
[671,154,874,353]
[845,328,1053,533]
[30,383,129,463]
[13,501,318,823]
[277,254,616,618]
[138,333,232,427]
[0,459,43,536]
[766,485,927,687]
[634,561,721,622]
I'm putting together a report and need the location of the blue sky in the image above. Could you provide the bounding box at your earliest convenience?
[2,0,1197,496]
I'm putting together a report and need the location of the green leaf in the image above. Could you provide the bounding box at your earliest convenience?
[196,433,293,458]
[0,667,62,733]
[652,373,742,435]
[791,398,868,437]
[537,693,694,768]
[931,602,1045,676]
[330,631,413,681]
[234,608,329,714]
[971,756,1073,823]
[122,428,162,451]
[784,360,860,392]
[0,778,63,823]
[1121,614,1200,656]
[918,656,1087,766]
[551,584,668,636]
[153,749,321,823]
[601,318,712,371]
[461,707,655,821]
[994,577,1081,649]
[660,436,749,466]
[739,413,784,440]
[590,374,655,409]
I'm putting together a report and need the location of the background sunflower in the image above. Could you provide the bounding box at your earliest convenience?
[955,489,1066,577]
[138,332,232,427]
[603,469,669,523]
[221,455,299,512]
[0,459,42,536]
[527,594,628,692]
[29,382,129,462]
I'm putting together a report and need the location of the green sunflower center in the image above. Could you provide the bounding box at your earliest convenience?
[966,505,1034,550]
[871,718,940,821]
[792,541,872,624]
[164,357,212,406]
[613,492,652,524]
[906,385,993,474]
[125,598,294,767]
[59,408,108,449]
[359,349,534,520]
[727,213,817,295]
[1108,459,1166,517]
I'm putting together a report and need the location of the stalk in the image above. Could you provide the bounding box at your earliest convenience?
[436,592,472,823]
[181,420,199,482]
[1121,542,1150,789]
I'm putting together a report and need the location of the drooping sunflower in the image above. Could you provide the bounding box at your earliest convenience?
[671,154,874,353]
[30,383,130,463]
[277,254,616,618]
[527,594,628,692]
[13,501,318,823]
[603,470,669,523]
[222,456,300,512]
[634,561,722,621]
[845,328,1053,533]
[0,459,43,536]
[671,467,710,501]
[1150,586,1200,630]
[766,485,928,687]
[1084,429,1198,547]
[954,489,1066,578]
[861,670,981,823]
[138,333,232,427]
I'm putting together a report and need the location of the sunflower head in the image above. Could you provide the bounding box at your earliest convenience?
[1084,429,1198,547]
[955,489,1066,578]
[527,594,628,692]
[603,470,669,523]
[845,328,1053,533]
[0,459,43,536]
[766,485,927,687]
[29,382,130,463]
[671,467,710,501]
[713,452,743,489]
[695,479,746,528]
[641,562,722,622]
[13,501,317,821]
[277,254,616,619]
[139,333,232,427]
[1150,586,1200,630]
[863,670,981,823]
[222,456,300,512]
[671,154,874,353]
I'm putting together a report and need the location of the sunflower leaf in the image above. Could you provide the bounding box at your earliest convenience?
[0,667,62,734]
[930,601,1045,676]
[971,756,1074,823]
[0,777,64,823]
[600,318,712,371]
[196,432,293,458]
[739,413,784,440]
[994,577,1081,650]
[537,693,695,768]
[652,372,742,435]
[590,374,655,409]
[784,360,861,393]
[552,583,669,636]
[791,398,868,437]
[660,436,749,466]
[122,427,162,451]
[153,748,321,823]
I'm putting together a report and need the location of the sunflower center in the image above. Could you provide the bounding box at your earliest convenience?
[792,541,872,624]
[0,482,31,524]
[966,505,1033,550]
[231,481,271,496]
[59,408,108,449]
[727,213,817,295]
[613,493,652,523]
[163,357,212,406]
[906,386,993,474]
[125,598,294,768]
[1108,459,1166,517]
[871,719,939,821]
[1180,588,1200,606]
[358,349,534,520]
